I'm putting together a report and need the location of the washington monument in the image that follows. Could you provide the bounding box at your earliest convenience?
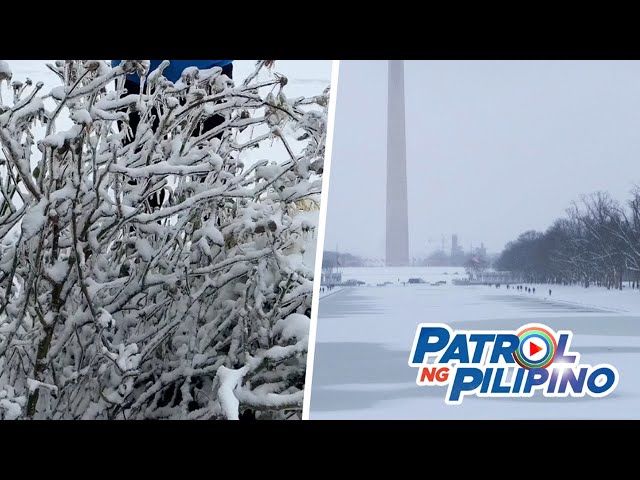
[386,60,410,266]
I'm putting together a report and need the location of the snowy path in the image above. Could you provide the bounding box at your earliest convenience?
[318,287,345,299]
[308,274,640,419]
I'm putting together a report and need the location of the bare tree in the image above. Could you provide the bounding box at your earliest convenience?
[496,189,640,292]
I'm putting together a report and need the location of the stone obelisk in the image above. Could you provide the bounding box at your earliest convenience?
[385,60,410,267]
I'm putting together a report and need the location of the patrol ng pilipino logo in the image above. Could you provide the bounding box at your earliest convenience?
[408,323,619,405]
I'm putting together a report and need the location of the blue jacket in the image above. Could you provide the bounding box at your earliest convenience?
[111,60,233,84]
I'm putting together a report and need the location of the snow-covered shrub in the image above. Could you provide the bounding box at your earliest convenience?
[0,60,327,419]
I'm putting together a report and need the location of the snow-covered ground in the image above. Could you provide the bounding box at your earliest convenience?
[309,266,640,419]
[319,286,344,299]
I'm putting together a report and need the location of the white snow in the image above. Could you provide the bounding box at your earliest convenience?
[20,197,48,239]
[235,389,304,409]
[112,343,139,371]
[70,108,92,125]
[97,308,114,329]
[0,60,11,96]
[135,238,155,262]
[0,60,11,78]
[274,313,310,341]
[46,259,68,283]
[192,224,224,247]
[309,266,640,419]
[40,125,84,148]
[26,379,58,394]
[216,365,248,420]
[0,399,22,420]
[165,97,179,109]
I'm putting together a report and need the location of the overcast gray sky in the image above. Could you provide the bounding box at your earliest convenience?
[324,60,640,259]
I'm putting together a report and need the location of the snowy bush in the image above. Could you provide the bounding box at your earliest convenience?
[0,60,327,419]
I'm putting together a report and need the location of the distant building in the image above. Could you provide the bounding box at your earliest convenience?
[321,248,343,286]
[421,235,488,268]
[425,249,449,266]
[321,270,342,286]
[475,242,487,259]
[451,234,465,265]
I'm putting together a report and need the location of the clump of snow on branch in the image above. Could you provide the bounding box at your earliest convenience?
[0,60,327,419]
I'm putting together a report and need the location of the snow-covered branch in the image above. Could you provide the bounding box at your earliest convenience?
[0,60,328,420]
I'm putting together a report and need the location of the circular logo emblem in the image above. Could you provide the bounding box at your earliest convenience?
[513,326,557,369]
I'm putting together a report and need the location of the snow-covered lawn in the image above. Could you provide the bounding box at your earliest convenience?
[318,286,344,299]
[308,267,640,419]
[508,282,640,315]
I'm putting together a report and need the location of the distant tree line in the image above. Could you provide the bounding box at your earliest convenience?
[419,250,496,268]
[322,251,367,268]
[420,250,464,267]
[495,190,640,290]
